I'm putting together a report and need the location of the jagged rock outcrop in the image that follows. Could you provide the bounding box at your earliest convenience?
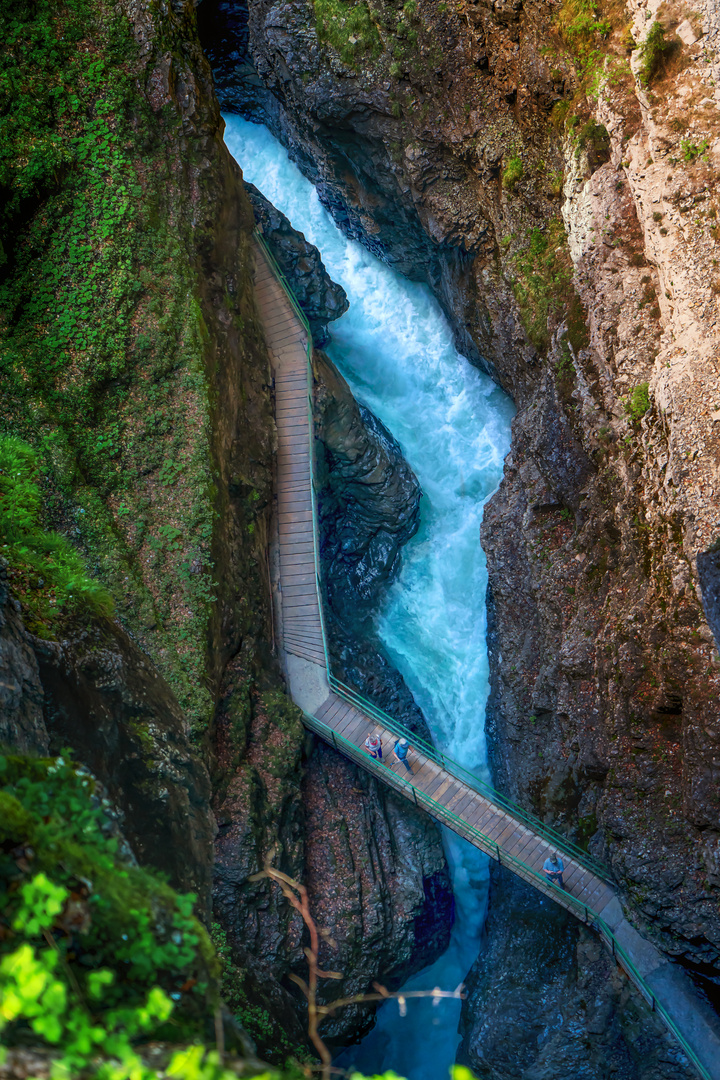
[0,563,48,756]
[213,689,453,1050]
[35,621,216,911]
[312,351,429,732]
[457,869,695,1080]
[245,182,348,345]
[314,354,421,625]
[0,566,215,910]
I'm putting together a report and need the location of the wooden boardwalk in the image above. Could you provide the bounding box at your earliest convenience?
[254,238,614,921]
[253,234,720,1080]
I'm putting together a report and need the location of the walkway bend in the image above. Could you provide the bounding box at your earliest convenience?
[252,232,720,1080]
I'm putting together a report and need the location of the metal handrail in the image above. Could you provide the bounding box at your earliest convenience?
[255,228,332,674]
[303,710,712,1080]
[256,231,711,1080]
[328,673,611,881]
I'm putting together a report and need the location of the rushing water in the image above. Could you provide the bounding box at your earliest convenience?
[224,115,515,1080]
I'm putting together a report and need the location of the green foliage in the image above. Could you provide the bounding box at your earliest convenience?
[210,922,300,1063]
[510,219,589,357]
[0,0,223,730]
[624,382,650,422]
[575,119,610,168]
[258,690,305,780]
[680,137,710,162]
[0,436,113,634]
[313,0,383,65]
[638,21,668,86]
[0,753,218,1071]
[554,0,610,76]
[502,155,524,191]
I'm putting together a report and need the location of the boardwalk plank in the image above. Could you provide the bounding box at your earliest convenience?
[317,698,346,725]
[283,577,318,591]
[283,626,323,642]
[283,627,324,644]
[282,583,318,596]
[283,632,324,651]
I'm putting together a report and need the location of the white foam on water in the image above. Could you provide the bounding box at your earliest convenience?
[224,115,515,1080]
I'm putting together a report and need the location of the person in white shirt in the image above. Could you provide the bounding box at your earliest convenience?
[364,734,383,761]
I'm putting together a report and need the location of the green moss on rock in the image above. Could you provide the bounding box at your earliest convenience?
[0,0,273,735]
[0,752,219,1053]
[0,436,113,636]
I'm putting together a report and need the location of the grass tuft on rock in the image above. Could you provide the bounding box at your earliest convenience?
[510,219,589,356]
[624,382,651,422]
[0,436,113,635]
[313,0,383,65]
[638,21,668,86]
[502,155,524,191]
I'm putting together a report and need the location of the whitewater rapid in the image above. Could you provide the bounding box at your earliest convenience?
[224,115,514,1080]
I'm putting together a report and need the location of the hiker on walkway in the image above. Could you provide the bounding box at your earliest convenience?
[393,737,413,772]
[364,734,383,761]
[543,852,565,889]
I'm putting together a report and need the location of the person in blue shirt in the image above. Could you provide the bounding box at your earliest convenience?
[543,852,565,889]
[393,738,412,772]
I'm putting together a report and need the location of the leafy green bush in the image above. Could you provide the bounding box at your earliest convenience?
[502,155,524,191]
[680,137,709,162]
[638,21,668,86]
[624,382,650,422]
[0,753,218,1072]
[0,435,113,634]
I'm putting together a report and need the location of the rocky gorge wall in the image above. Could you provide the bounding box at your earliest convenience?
[0,0,453,1067]
[198,0,720,1070]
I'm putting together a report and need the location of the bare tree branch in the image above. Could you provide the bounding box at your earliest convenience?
[252,857,466,1080]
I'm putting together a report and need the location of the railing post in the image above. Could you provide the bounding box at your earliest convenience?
[412,787,418,806]
[612,937,615,958]
[651,995,656,1013]
[584,905,588,924]
[496,842,501,865]
[331,731,337,749]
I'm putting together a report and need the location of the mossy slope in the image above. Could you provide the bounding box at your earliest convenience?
[0,0,274,735]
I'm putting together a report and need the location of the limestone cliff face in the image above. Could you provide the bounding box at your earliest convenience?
[198,0,720,1056]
